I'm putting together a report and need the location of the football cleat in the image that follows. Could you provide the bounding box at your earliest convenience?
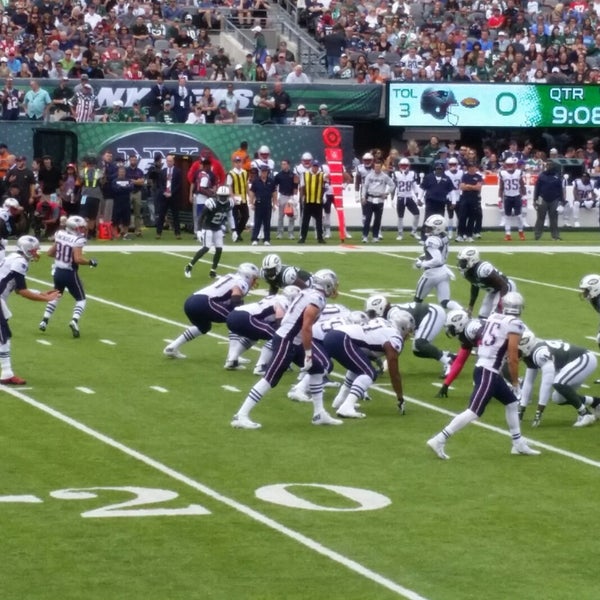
[504,234,512,241]
[209,269,217,278]
[573,413,596,428]
[396,234,403,241]
[287,387,311,403]
[231,414,261,429]
[312,411,343,426]
[184,264,192,278]
[253,364,267,376]
[224,360,245,370]
[511,439,541,455]
[336,407,366,419]
[39,320,47,332]
[69,320,80,338]
[427,436,449,459]
[518,231,526,241]
[532,411,542,428]
[163,346,186,359]
[0,375,27,385]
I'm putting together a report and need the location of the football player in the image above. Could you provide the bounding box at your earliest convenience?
[260,253,312,296]
[251,145,275,173]
[497,156,527,241]
[39,215,98,338]
[427,292,540,459]
[392,158,421,240]
[365,294,455,375]
[518,330,600,428]
[164,262,260,358]
[578,274,600,348]
[457,247,517,318]
[569,171,595,228]
[231,269,342,429]
[0,198,24,264]
[325,311,415,418]
[224,285,300,370]
[436,309,486,398]
[413,214,462,311]
[184,185,234,279]
[444,157,463,239]
[0,236,60,384]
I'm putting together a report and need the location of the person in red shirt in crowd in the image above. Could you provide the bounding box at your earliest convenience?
[32,197,66,240]
[124,62,144,80]
[487,4,505,29]
[187,151,226,188]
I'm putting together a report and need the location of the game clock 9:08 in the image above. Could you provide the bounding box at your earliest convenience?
[552,106,600,126]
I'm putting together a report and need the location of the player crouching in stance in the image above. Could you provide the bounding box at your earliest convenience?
[518,329,600,428]
[0,236,60,384]
[224,285,301,370]
[579,274,600,349]
[39,216,98,338]
[231,269,342,430]
[427,292,540,459]
[164,262,260,358]
[326,311,415,418]
[184,186,234,279]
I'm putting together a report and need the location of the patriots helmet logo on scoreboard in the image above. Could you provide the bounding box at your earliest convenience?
[420,88,459,125]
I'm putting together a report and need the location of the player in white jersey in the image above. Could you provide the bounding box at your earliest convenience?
[0,236,60,384]
[444,157,463,239]
[163,263,259,358]
[392,158,421,240]
[518,331,599,428]
[414,214,462,311]
[569,172,595,227]
[231,269,342,429]
[324,312,415,418]
[224,285,300,370]
[498,157,527,241]
[251,145,275,173]
[39,216,98,338]
[427,292,540,459]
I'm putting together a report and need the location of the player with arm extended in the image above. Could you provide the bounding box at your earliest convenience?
[164,263,260,359]
[39,215,97,338]
[436,309,485,398]
[457,246,517,318]
[427,292,540,459]
[518,329,600,428]
[231,269,341,429]
[224,285,300,370]
[413,214,462,310]
[325,312,415,418]
[184,186,234,279]
[0,236,60,383]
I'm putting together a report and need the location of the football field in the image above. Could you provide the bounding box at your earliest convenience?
[3,239,600,600]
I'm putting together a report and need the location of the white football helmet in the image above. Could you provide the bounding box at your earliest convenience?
[445,309,470,337]
[261,253,282,279]
[281,285,301,300]
[579,274,600,300]
[17,235,40,261]
[66,215,87,234]
[365,294,389,318]
[519,328,537,357]
[348,310,369,325]
[216,185,230,196]
[258,145,270,159]
[398,157,410,169]
[457,247,480,271]
[311,268,338,297]
[502,291,524,315]
[301,151,313,167]
[424,214,447,236]
[504,156,518,170]
[3,197,20,210]
[391,310,415,337]
[237,262,260,285]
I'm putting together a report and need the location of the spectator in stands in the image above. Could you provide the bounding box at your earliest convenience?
[157,99,177,124]
[252,25,268,64]
[333,53,353,79]
[262,54,277,79]
[189,50,208,78]
[271,81,291,125]
[215,102,236,124]
[274,52,293,79]
[102,99,128,122]
[211,47,231,71]
[23,80,52,121]
[186,104,207,124]
[285,63,311,84]
[252,83,275,124]
[1,77,23,121]
[321,23,346,76]
[276,41,295,63]
[290,105,311,126]
[173,75,198,123]
[222,84,240,122]
[242,52,257,81]
[197,87,217,123]
[129,101,148,122]
[311,104,334,125]
[124,62,144,80]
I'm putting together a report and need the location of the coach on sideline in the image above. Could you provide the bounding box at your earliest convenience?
[533,160,565,241]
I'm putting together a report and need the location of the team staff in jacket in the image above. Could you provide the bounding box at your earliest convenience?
[533,160,565,241]
[298,160,326,244]
[420,162,455,240]
[361,158,393,243]
[249,164,277,246]
[227,156,249,242]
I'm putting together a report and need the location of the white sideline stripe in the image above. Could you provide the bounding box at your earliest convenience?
[100,339,117,346]
[36,339,52,346]
[1,385,430,600]
[75,387,95,394]
[222,385,241,392]
[150,386,168,393]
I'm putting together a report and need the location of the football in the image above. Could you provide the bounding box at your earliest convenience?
[461,97,480,108]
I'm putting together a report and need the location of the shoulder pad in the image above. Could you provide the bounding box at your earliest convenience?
[476,261,495,278]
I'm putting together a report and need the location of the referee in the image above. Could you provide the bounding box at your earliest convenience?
[298,160,326,244]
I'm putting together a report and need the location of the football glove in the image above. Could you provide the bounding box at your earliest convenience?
[436,384,449,398]
[532,411,543,428]
[89,259,98,268]
[301,350,313,372]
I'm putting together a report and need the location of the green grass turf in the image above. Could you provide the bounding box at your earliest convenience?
[1,243,599,600]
